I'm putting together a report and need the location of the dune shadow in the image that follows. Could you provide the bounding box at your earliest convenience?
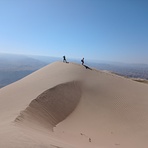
[15,81,82,130]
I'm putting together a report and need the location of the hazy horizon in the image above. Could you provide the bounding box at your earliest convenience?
[0,52,148,88]
[1,52,148,65]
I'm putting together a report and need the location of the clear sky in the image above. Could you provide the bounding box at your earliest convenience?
[0,0,148,63]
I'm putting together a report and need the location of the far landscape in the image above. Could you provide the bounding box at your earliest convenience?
[0,53,148,88]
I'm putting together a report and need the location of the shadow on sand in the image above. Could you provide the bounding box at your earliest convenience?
[83,65,92,70]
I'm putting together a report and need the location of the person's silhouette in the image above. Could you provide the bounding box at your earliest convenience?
[81,58,84,65]
[63,56,68,63]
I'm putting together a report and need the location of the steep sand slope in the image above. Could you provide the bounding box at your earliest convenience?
[15,81,81,130]
[0,62,148,148]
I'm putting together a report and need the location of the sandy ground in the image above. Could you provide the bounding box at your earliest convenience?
[0,62,148,148]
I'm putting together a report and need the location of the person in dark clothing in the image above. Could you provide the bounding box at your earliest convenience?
[81,58,84,65]
[63,56,68,63]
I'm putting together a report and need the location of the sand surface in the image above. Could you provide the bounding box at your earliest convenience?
[0,62,148,148]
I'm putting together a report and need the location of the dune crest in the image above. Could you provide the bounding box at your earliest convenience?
[15,81,81,130]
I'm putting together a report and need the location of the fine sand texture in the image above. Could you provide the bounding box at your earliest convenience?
[0,62,148,148]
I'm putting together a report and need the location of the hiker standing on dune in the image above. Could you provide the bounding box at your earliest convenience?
[81,58,84,65]
[63,56,68,63]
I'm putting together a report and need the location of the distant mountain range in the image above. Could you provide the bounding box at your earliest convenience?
[0,53,148,88]
[0,53,47,88]
[89,62,148,80]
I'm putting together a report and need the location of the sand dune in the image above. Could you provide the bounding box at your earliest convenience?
[0,62,148,148]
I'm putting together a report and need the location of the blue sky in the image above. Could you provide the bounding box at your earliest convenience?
[0,0,148,63]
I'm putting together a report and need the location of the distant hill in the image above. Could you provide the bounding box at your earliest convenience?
[0,53,48,71]
[89,62,148,80]
[0,53,50,88]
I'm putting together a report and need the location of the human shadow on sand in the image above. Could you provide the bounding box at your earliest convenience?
[83,65,92,70]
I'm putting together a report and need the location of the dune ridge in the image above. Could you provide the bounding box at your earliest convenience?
[15,81,81,130]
